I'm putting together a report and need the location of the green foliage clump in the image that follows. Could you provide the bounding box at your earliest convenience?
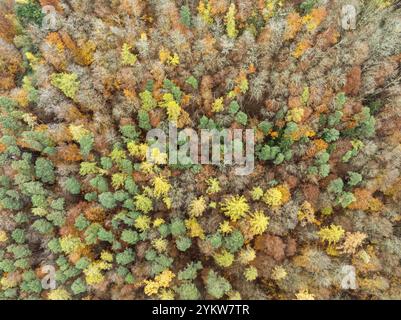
[206,270,231,299]
[229,101,240,115]
[178,261,203,281]
[224,230,244,253]
[74,214,90,231]
[299,0,318,13]
[180,5,192,27]
[317,164,330,178]
[121,229,139,244]
[8,244,31,260]
[309,151,331,178]
[235,112,248,126]
[176,282,201,300]
[353,107,376,138]
[335,92,347,108]
[47,238,62,253]
[85,192,97,202]
[150,254,173,276]
[337,192,356,208]
[185,76,198,89]
[71,278,87,295]
[90,176,109,193]
[51,198,64,211]
[84,223,101,244]
[170,219,186,237]
[0,190,23,211]
[138,110,151,131]
[64,177,81,195]
[98,192,117,209]
[79,134,94,157]
[0,259,15,273]
[116,248,135,265]
[47,210,66,227]
[176,236,192,252]
[14,213,28,224]
[120,124,139,141]
[328,178,344,194]
[97,227,114,243]
[198,115,218,130]
[32,219,53,234]
[155,221,168,236]
[21,271,42,294]
[16,1,44,27]
[11,229,26,244]
[258,121,273,134]
[322,128,340,143]
[327,178,356,208]
[75,257,90,270]
[207,233,222,249]
[35,158,55,184]
[100,157,113,170]
[257,145,287,164]
[328,110,343,127]
[348,171,363,186]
